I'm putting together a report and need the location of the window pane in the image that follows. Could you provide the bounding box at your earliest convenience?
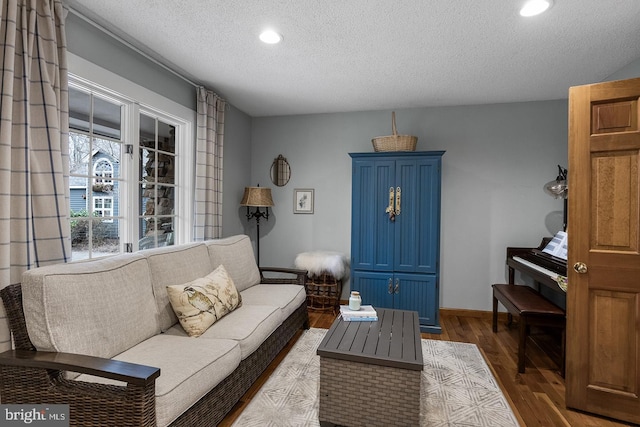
[93,96,121,139]
[92,220,119,259]
[69,133,91,175]
[94,138,122,176]
[69,88,91,133]
[158,121,175,154]
[140,114,155,147]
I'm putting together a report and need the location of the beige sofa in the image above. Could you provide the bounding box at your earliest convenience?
[0,235,309,427]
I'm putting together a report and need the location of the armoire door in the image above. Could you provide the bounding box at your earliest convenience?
[566,77,640,424]
[351,158,395,271]
[350,270,394,309]
[394,158,441,274]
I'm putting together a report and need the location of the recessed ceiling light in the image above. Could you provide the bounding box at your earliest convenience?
[259,30,283,44]
[520,0,553,17]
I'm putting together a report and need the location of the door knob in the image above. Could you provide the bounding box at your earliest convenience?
[573,262,588,274]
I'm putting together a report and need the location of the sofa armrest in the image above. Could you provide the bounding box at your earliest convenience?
[0,349,160,386]
[0,350,160,426]
[259,267,307,286]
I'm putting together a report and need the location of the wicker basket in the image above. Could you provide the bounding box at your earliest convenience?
[372,111,417,152]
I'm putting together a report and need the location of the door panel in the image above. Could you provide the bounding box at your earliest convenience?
[567,77,640,424]
[351,159,395,271]
[591,152,638,251]
[394,273,437,328]
[350,270,393,309]
[394,158,440,273]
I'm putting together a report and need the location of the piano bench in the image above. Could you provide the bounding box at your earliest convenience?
[492,283,566,376]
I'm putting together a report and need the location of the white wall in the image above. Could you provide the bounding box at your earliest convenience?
[248,101,568,311]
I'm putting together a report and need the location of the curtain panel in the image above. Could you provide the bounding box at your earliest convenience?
[0,0,71,352]
[193,87,225,241]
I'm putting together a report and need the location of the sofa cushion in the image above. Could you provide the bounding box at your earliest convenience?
[166,265,242,337]
[240,284,306,319]
[21,253,160,359]
[143,243,213,331]
[74,334,241,427]
[204,235,261,292]
[166,304,282,359]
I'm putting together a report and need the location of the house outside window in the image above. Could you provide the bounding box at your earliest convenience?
[68,75,192,260]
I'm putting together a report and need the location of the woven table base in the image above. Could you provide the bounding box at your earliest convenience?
[319,357,421,427]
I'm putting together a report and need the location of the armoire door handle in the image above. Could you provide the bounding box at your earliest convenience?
[385,187,396,221]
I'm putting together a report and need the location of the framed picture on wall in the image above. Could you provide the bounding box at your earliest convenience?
[293,188,314,214]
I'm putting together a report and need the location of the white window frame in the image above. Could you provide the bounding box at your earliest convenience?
[69,53,196,253]
[93,196,114,222]
[93,158,114,185]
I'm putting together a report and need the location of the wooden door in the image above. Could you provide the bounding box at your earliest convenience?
[566,77,640,424]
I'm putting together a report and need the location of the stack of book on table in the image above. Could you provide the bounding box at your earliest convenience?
[340,305,378,322]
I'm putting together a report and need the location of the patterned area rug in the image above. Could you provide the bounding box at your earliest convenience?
[232,328,520,426]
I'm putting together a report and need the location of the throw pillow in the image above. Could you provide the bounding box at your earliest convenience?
[166,264,242,337]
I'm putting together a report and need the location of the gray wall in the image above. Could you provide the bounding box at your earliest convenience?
[250,102,568,311]
[223,105,253,236]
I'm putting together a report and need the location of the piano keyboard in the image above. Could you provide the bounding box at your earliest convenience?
[512,256,567,292]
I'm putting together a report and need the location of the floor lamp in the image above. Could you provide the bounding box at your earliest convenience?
[240,186,274,266]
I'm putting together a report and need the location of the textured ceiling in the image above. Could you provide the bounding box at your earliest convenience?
[63,0,640,117]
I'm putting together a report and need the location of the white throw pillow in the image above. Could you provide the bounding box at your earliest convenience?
[167,265,242,337]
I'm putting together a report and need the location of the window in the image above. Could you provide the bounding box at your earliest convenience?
[68,85,123,260]
[68,73,192,260]
[94,158,114,186]
[138,113,177,250]
[94,196,114,222]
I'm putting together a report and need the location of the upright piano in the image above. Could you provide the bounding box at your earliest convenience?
[507,238,568,298]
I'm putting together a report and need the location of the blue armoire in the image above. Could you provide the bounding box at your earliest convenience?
[349,151,444,333]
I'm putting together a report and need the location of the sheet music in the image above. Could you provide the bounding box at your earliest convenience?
[542,231,568,260]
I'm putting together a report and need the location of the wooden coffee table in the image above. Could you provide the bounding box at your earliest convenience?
[316,308,423,427]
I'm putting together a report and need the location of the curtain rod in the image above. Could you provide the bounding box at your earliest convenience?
[67,6,222,98]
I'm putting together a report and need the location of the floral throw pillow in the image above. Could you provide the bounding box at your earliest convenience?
[167,264,242,337]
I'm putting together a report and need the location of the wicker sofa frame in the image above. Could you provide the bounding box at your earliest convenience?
[0,267,310,427]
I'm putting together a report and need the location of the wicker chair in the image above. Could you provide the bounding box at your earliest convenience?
[0,266,309,427]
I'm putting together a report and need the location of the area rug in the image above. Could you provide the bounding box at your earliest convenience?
[232,328,520,427]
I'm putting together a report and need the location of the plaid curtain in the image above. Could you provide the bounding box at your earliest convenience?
[0,0,70,352]
[193,87,225,241]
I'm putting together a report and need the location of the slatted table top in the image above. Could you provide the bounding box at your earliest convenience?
[316,308,423,371]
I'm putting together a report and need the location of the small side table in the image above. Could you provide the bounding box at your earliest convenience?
[294,251,348,314]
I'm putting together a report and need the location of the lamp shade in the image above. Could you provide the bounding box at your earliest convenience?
[240,187,274,207]
[543,165,568,199]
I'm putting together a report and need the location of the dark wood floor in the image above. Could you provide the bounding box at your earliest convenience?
[219,309,634,427]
